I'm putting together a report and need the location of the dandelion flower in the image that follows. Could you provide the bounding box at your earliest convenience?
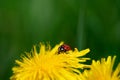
[80,56,120,80]
[10,42,90,80]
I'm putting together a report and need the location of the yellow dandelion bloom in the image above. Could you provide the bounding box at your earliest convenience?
[10,42,90,80]
[80,56,120,80]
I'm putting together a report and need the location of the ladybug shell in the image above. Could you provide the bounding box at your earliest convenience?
[58,44,71,54]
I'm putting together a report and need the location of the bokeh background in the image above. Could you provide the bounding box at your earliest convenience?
[0,0,120,79]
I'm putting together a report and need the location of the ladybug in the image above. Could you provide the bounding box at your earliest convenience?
[58,44,71,54]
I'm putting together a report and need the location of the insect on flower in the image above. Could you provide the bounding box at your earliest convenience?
[58,44,71,54]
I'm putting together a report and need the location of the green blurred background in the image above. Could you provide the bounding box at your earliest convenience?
[0,0,120,79]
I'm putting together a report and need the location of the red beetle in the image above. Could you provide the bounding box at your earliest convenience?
[58,44,71,54]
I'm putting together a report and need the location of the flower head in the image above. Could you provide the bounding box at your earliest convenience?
[10,42,90,80]
[80,56,120,80]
